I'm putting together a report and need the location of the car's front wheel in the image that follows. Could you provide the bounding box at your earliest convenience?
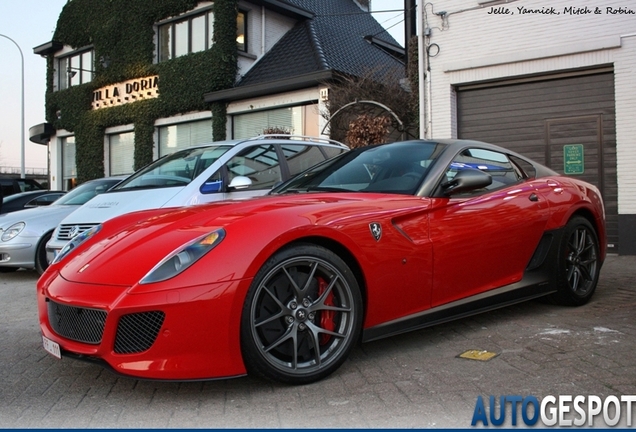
[549,216,601,306]
[241,244,362,385]
[35,232,52,275]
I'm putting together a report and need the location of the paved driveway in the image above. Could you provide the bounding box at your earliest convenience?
[1,256,635,428]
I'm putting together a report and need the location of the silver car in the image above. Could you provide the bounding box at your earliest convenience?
[0,177,124,274]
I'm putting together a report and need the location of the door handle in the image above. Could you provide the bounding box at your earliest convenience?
[529,193,539,202]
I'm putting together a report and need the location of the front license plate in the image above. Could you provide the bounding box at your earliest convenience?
[42,335,61,359]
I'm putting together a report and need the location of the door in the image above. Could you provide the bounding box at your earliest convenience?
[428,148,550,307]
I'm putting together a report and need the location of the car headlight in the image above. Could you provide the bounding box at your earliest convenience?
[52,224,102,265]
[1,222,25,242]
[140,229,225,284]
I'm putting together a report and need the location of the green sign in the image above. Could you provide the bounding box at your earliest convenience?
[564,144,584,175]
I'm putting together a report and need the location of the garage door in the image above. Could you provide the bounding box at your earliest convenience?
[457,70,618,252]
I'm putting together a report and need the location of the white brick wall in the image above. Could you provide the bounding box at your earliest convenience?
[424,0,636,213]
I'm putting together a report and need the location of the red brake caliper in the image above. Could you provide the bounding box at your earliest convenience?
[318,277,335,345]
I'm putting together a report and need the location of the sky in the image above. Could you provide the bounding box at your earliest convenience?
[0,0,405,171]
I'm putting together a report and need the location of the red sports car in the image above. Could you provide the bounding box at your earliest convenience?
[38,139,606,385]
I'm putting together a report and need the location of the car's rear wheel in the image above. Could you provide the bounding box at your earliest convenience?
[241,244,362,385]
[35,232,52,275]
[549,216,600,306]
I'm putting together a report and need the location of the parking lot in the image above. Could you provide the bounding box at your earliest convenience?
[1,255,635,428]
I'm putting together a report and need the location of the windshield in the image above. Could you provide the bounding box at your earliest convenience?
[273,141,447,195]
[55,179,122,205]
[113,145,231,191]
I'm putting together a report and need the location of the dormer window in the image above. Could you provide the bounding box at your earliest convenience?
[237,11,246,52]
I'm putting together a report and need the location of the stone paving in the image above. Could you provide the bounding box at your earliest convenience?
[1,255,635,428]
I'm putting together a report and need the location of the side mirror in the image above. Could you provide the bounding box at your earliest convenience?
[442,168,492,195]
[228,175,252,191]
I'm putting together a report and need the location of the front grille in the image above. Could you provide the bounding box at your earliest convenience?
[47,299,107,344]
[56,223,99,242]
[114,311,165,354]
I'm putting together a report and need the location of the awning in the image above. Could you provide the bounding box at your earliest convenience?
[29,123,56,145]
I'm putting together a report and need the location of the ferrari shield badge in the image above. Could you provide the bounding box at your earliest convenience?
[369,222,382,241]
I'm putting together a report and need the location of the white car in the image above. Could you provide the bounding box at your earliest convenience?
[46,135,348,262]
[0,177,125,274]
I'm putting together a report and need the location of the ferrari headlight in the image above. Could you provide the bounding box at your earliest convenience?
[1,222,25,242]
[140,229,225,284]
[52,224,102,265]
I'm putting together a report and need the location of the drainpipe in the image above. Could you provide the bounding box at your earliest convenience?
[417,0,426,139]
[261,6,265,55]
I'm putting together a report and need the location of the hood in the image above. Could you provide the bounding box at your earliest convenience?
[59,187,183,225]
[0,204,78,230]
[56,193,430,287]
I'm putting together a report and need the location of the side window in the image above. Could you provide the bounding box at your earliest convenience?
[322,146,346,160]
[280,144,326,177]
[26,194,63,207]
[1,182,12,196]
[509,155,537,179]
[444,148,522,195]
[226,145,282,190]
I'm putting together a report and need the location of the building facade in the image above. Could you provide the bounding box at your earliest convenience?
[30,0,403,191]
[421,0,635,254]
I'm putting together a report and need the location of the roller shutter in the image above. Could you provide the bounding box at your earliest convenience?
[457,70,618,252]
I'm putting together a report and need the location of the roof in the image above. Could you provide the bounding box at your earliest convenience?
[205,0,404,103]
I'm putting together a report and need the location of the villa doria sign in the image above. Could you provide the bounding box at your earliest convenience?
[91,76,159,110]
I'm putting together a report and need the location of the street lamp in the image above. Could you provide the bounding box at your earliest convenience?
[0,33,25,179]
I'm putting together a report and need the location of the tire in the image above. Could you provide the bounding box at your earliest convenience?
[35,232,53,275]
[548,216,601,306]
[240,243,363,385]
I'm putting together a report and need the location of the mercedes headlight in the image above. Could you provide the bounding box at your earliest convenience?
[1,222,25,242]
[140,229,225,284]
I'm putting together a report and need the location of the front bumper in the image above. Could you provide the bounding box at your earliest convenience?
[38,270,252,380]
[0,239,35,269]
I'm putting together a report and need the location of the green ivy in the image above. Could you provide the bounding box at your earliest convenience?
[45,0,238,183]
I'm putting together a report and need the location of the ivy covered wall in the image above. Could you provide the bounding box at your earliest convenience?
[45,0,238,183]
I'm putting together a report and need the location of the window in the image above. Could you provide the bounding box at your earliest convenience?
[109,132,135,176]
[237,11,246,52]
[158,9,215,61]
[225,145,281,190]
[58,50,93,90]
[62,136,77,190]
[25,193,65,208]
[444,148,522,195]
[158,119,213,157]
[281,144,329,177]
[233,104,319,139]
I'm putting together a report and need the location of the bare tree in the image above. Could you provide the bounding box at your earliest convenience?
[322,66,417,146]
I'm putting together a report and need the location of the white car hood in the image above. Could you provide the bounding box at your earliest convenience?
[58,187,183,225]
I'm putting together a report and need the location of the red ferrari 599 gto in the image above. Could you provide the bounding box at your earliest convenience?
[38,139,606,385]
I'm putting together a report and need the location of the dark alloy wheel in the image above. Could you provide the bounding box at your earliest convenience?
[241,244,362,384]
[550,216,601,306]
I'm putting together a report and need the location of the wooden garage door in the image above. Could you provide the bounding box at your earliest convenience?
[457,70,618,252]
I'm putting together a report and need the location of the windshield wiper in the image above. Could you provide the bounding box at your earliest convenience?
[304,186,350,193]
